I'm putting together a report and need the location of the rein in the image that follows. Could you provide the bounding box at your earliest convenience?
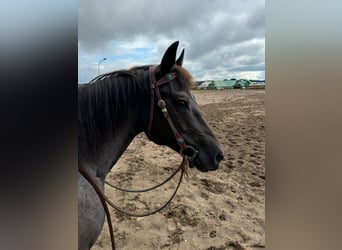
[78,66,197,250]
[104,157,189,217]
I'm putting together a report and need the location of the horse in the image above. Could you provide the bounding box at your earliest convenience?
[78,41,224,249]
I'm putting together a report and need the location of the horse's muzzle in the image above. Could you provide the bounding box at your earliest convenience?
[190,150,224,171]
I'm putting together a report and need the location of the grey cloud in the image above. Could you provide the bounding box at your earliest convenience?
[191,39,264,74]
[78,0,265,81]
[247,6,265,30]
[79,0,211,52]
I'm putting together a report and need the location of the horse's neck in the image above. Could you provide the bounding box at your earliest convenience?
[80,79,148,180]
[94,124,139,179]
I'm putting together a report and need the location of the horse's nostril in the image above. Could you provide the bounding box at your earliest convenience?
[215,151,224,165]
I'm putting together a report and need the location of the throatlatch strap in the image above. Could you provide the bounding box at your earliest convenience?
[147,68,155,138]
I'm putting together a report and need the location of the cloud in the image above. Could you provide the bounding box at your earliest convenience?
[78,0,265,82]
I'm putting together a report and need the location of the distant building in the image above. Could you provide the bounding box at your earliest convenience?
[196,79,252,90]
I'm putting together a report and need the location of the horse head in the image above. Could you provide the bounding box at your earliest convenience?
[146,41,224,172]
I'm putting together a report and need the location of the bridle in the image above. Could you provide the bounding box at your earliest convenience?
[147,66,198,160]
[78,66,199,250]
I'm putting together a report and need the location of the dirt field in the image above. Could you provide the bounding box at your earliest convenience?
[93,89,265,250]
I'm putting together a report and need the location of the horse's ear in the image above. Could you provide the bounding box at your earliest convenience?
[160,41,179,75]
[176,49,184,66]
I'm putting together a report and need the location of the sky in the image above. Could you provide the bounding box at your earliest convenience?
[78,0,265,83]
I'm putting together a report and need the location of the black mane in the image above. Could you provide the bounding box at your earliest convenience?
[78,67,148,161]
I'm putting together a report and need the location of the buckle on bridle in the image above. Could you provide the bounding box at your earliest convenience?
[180,145,198,161]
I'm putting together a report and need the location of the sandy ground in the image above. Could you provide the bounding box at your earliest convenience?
[93,89,265,250]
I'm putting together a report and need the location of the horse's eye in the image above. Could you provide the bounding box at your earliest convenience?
[177,99,188,107]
